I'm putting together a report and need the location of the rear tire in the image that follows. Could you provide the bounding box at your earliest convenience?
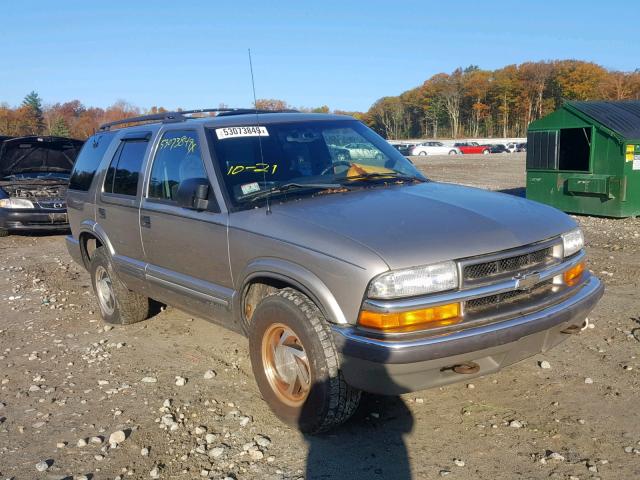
[483,149,490,155]
[249,288,361,433]
[90,247,151,325]
[418,151,427,156]
[448,150,457,155]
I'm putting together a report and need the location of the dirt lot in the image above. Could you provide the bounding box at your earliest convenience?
[1,153,639,480]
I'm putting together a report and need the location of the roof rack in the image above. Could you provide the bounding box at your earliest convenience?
[216,108,300,117]
[98,108,300,131]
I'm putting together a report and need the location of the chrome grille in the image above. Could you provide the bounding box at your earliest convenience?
[463,246,554,284]
[465,280,555,314]
[37,200,66,209]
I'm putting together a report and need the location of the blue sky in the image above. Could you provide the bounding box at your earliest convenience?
[0,0,636,112]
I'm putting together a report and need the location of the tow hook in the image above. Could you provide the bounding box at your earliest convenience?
[450,362,480,374]
[561,317,590,334]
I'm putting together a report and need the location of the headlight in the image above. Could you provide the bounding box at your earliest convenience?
[0,198,35,209]
[368,261,458,299]
[562,228,584,257]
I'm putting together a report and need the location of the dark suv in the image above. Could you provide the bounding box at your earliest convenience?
[65,109,603,433]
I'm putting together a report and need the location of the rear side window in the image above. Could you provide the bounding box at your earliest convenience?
[68,133,115,191]
[148,130,207,202]
[104,139,148,196]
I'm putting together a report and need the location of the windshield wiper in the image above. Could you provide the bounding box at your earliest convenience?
[241,182,343,202]
[344,172,425,183]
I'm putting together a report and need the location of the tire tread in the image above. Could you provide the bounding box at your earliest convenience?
[271,288,361,433]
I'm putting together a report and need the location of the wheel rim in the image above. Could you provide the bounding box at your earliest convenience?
[261,323,311,407]
[95,265,115,316]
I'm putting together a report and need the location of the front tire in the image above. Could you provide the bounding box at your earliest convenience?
[483,149,490,155]
[418,151,427,156]
[249,288,361,433]
[90,247,151,325]
[448,150,457,155]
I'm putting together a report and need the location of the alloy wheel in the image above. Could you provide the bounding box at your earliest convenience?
[95,265,115,316]
[261,323,311,407]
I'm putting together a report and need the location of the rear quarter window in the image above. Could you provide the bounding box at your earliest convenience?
[104,139,149,196]
[69,132,116,191]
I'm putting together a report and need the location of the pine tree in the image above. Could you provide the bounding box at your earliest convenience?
[21,91,45,134]
[50,117,71,137]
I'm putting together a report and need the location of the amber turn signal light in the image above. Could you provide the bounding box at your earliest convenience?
[563,261,585,287]
[358,303,461,332]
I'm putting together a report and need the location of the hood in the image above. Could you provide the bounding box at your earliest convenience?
[233,182,577,271]
[0,136,84,177]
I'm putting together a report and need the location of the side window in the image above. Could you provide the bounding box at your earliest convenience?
[69,132,115,191]
[148,130,208,202]
[104,139,148,196]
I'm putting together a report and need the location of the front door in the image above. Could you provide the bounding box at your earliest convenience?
[139,128,232,323]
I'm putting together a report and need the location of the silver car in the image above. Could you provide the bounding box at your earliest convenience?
[410,141,460,156]
[65,109,603,433]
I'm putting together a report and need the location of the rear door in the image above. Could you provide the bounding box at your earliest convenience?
[98,131,151,292]
[139,127,232,322]
[67,131,116,237]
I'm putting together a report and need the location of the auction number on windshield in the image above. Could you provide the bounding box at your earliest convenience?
[227,163,278,175]
[215,126,269,140]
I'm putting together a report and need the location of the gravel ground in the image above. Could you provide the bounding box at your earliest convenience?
[1,152,639,480]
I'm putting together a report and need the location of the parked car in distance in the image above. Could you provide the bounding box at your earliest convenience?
[410,141,460,156]
[485,144,510,154]
[454,142,490,154]
[343,142,384,161]
[516,142,527,152]
[327,144,351,162]
[392,143,416,156]
[66,109,603,433]
[0,135,84,236]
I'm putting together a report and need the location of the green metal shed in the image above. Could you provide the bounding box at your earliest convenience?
[526,100,640,218]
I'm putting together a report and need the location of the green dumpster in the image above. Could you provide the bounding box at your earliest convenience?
[526,100,640,218]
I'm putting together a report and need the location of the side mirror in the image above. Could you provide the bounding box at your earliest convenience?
[176,177,211,210]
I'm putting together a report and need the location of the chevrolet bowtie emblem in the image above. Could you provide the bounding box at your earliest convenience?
[513,271,540,291]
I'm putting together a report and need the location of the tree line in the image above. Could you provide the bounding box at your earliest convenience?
[0,93,360,140]
[365,60,640,139]
[1,60,639,141]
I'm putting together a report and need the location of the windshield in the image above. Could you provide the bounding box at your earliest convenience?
[208,119,425,206]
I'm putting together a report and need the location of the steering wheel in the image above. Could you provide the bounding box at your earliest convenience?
[321,160,352,176]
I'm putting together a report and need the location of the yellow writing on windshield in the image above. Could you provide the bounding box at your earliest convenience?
[227,163,278,175]
[159,136,197,154]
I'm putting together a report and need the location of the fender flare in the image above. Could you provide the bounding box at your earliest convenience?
[77,220,116,259]
[235,257,348,327]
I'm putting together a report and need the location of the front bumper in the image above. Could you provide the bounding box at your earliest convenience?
[332,274,603,394]
[0,207,69,231]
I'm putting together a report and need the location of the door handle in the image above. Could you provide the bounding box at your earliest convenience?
[141,215,151,228]
[98,207,106,219]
